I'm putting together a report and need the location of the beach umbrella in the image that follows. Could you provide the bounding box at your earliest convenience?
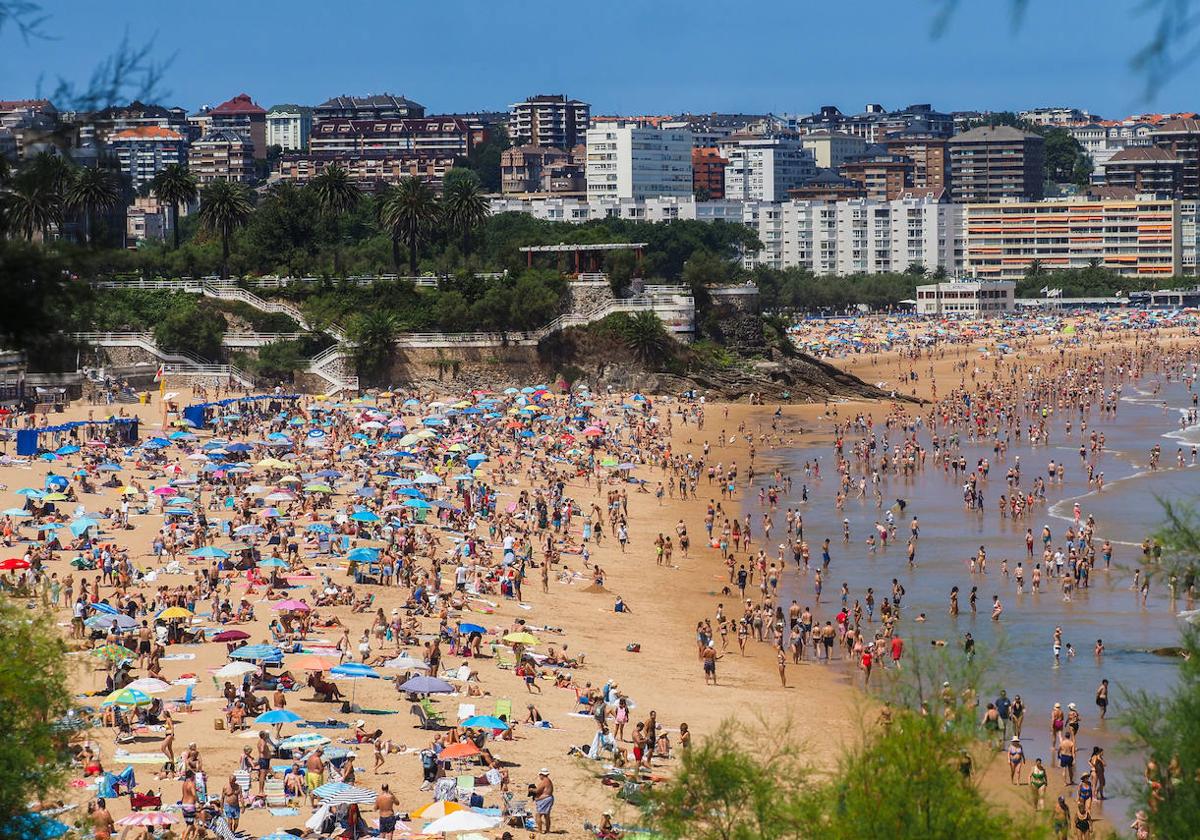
[278,732,331,750]
[331,662,381,679]
[421,809,499,834]
[409,801,465,820]
[503,631,539,646]
[304,483,333,493]
[346,547,379,562]
[461,715,509,730]
[229,644,283,661]
[457,622,487,636]
[190,546,230,559]
[212,629,251,642]
[288,654,333,671]
[274,599,310,612]
[116,811,178,827]
[254,709,303,725]
[85,613,137,631]
[318,784,378,806]
[258,832,299,840]
[306,522,334,533]
[258,557,289,569]
[91,644,135,662]
[125,677,172,694]
[349,510,380,523]
[1,508,31,517]
[158,606,194,620]
[382,654,430,671]
[0,557,31,570]
[214,661,259,678]
[69,517,100,536]
[398,675,454,694]
[437,741,481,760]
[101,687,153,707]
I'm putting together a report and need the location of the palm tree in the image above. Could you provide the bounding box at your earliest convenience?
[65,166,119,246]
[309,163,361,276]
[347,309,399,385]
[4,173,64,241]
[377,176,439,275]
[441,170,490,256]
[198,180,253,279]
[150,163,199,250]
[621,311,671,365]
[27,151,74,194]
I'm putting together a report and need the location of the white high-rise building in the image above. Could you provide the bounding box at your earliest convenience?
[489,193,963,276]
[265,106,311,151]
[719,136,817,202]
[585,125,693,200]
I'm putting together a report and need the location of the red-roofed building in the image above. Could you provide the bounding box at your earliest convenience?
[110,126,187,190]
[209,94,267,159]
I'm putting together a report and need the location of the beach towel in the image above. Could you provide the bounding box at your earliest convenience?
[268,808,299,817]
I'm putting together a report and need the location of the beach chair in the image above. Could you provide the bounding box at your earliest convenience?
[177,684,194,712]
[419,697,446,726]
[455,774,475,804]
[456,703,475,721]
[263,777,287,807]
[494,698,512,722]
[493,648,515,669]
[409,703,441,730]
[502,791,530,827]
[233,769,251,797]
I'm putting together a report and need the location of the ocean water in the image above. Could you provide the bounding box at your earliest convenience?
[748,375,1199,831]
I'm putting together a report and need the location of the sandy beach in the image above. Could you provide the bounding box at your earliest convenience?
[10,310,1200,840]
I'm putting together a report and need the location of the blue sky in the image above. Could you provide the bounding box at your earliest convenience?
[2,1,1193,118]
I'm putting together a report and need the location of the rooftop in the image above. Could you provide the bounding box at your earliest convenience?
[111,126,185,141]
[316,94,423,111]
[1107,146,1180,162]
[948,125,1042,143]
[211,94,266,116]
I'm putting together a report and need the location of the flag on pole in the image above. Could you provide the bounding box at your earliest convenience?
[154,365,164,382]
[1039,286,1049,295]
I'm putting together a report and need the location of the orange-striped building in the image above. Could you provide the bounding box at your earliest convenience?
[965,199,1182,279]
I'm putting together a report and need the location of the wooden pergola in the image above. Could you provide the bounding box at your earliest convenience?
[519,242,647,273]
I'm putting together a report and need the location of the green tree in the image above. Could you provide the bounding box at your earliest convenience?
[64,165,119,246]
[0,599,78,840]
[644,718,811,840]
[620,311,672,365]
[1043,128,1092,187]
[378,176,439,275]
[441,168,490,256]
[3,173,63,241]
[1119,502,1200,838]
[456,126,509,192]
[153,302,227,360]
[433,289,470,330]
[309,163,361,276]
[197,179,253,279]
[149,163,198,250]
[346,309,398,384]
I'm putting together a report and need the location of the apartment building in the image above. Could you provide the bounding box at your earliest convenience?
[1067,121,1155,182]
[787,170,866,202]
[189,130,255,183]
[840,152,912,200]
[798,130,867,168]
[265,106,312,151]
[126,195,173,244]
[314,94,425,123]
[915,279,1016,315]
[276,153,456,189]
[964,198,1181,279]
[792,103,954,142]
[489,194,962,276]
[1104,147,1184,196]
[692,147,727,199]
[308,117,484,158]
[948,125,1045,203]
[745,195,963,274]
[85,101,189,147]
[1152,118,1200,199]
[585,125,693,200]
[1017,107,1099,126]
[508,94,590,150]
[720,136,816,201]
[500,145,585,196]
[109,126,187,190]
[884,127,950,192]
[208,94,268,159]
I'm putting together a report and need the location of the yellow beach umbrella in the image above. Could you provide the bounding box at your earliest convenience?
[158,606,194,620]
[503,631,539,646]
[409,800,465,820]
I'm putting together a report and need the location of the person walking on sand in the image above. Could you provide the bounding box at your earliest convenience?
[701,642,721,685]
[376,783,399,840]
